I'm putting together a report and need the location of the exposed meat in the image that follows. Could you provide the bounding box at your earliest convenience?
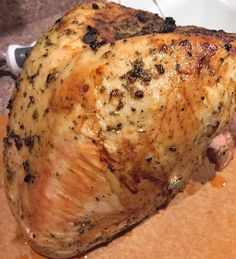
[206,113,236,171]
[207,132,235,171]
[3,2,236,258]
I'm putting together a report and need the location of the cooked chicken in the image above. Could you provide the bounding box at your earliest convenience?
[3,2,236,258]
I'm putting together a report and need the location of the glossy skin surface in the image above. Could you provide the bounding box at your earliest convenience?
[3,2,236,258]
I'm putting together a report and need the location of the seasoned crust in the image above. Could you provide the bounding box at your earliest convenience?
[176,26,236,43]
[90,4,175,41]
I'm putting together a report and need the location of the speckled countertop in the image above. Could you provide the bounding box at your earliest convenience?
[0,0,85,115]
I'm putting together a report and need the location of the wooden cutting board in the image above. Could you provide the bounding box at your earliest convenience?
[1,115,236,259]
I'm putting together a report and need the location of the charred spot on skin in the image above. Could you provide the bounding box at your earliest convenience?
[187,51,192,57]
[201,96,205,101]
[24,174,33,183]
[218,102,223,111]
[55,171,60,177]
[63,28,76,36]
[145,156,152,162]
[71,20,79,25]
[5,166,15,182]
[131,107,136,112]
[156,64,165,74]
[107,123,122,132]
[123,61,151,83]
[212,111,218,116]
[14,135,23,150]
[134,90,144,99]
[20,124,24,130]
[220,57,225,63]
[50,233,56,238]
[87,25,98,34]
[100,85,106,93]
[44,35,55,48]
[108,164,115,173]
[83,31,97,44]
[25,136,35,152]
[150,48,158,55]
[90,39,107,51]
[43,108,50,117]
[117,99,124,111]
[5,130,23,150]
[161,17,176,33]
[224,43,232,51]
[32,109,39,121]
[109,89,124,100]
[22,160,34,183]
[102,50,112,59]
[15,78,22,90]
[92,3,99,9]
[176,64,181,73]
[43,52,48,57]
[23,160,30,171]
[45,71,57,86]
[27,70,39,84]
[169,146,176,152]
[29,95,35,104]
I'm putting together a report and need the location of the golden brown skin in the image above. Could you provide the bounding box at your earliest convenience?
[3,2,236,258]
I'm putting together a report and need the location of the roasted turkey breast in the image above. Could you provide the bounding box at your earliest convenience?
[3,2,236,258]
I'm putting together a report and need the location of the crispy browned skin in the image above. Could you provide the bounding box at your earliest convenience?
[176,25,236,42]
[3,2,236,258]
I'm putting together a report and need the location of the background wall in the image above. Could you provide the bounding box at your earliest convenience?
[0,0,87,115]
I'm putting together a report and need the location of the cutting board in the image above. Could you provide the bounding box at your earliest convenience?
[1,115,236,259]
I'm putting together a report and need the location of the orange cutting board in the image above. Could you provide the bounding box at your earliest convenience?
[1,115,236,259]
